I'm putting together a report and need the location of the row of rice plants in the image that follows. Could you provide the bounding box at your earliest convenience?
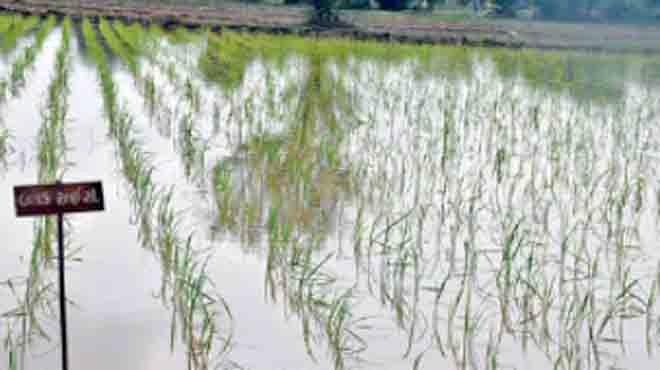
[99,18,168,126]
[203,37,368,368]
[0,15,40,53]
[198,31,255,93]
[97,18,139,77]
[82,17,232,370]
[109,20,208,184]
[161,27,660,369]
[333,56,660,369]
[7,16,56,96]
[0,125,8,168]
[0,13,21,34]
[198,31,660,368]
[2,19,72,370]
[0,16,58,168]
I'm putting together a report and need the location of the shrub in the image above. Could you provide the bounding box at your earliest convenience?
[492,0,516,16]
[375,0,410,10]
[311,0,340,24]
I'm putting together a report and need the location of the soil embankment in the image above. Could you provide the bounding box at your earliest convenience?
[1,0,660,53]
[0,0,523,48]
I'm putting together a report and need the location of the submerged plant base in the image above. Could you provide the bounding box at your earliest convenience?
[0,11,659,370]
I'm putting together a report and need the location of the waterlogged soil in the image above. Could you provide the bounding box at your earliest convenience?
[0,15,660,370]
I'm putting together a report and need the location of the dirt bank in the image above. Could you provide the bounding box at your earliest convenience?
[0,0,524,48]
[1,0,660,53]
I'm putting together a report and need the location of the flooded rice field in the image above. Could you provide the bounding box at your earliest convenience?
[1,12,660,370]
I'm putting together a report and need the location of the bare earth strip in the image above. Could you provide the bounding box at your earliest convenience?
[1,0,660,53]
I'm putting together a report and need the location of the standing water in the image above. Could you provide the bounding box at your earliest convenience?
[0,13,659,370]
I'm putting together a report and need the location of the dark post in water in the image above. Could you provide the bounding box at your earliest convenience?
[13,180,105,370]
[56,186,68,370]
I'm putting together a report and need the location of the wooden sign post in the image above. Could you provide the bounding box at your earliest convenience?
[13,181,105,370]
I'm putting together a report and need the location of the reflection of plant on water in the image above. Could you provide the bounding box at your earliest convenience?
[1,13,660,370]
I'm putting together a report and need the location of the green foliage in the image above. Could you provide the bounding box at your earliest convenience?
[1,15,39,53]
[37,17,71,184]
[492,0,516,15]
[534,0,660,20]
[338,0,371,9]
[376,0,410,11]
[198,32,254,91]
[82,18,118,125]
[311,0,340,25]
[83,19,233,367]
[0,128,8,165]
[99,18,139,76]
[9,16,56,95]
[11,20,74,367]
[112,20,147,53]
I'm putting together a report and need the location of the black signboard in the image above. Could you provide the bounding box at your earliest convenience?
[14,181,104,217]
[13,180,105,370]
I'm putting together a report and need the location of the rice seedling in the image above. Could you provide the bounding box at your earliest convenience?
[148,23,201,47]
[110,21,168,113]
[111,19,205,159]
[0,19,74,370]
[0,127,10,168]
[8,16,56,96]
[36,18,71,184]
[178,112,207,182]
[263,227,367,370]
[113,23,209,186]
[168,234,233,370]
[83,17,233,369]
[142,73,157,116]
[82,18,118,126]
[0,13,20,34]
[0,15,39,53]
[111,20,147,55]
[211,160,237,230]
[98,18,139,77]
[1,14,659,370]
[198,32,254,92]
[115,21,182,81]
[201,41,377,369]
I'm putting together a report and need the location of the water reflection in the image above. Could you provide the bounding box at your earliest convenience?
[1,15,660,370]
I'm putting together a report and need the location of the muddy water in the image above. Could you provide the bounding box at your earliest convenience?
[0,18,660,370]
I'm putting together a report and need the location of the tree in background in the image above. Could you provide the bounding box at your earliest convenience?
[376,0,411,10]
[534,0,660,19]
[535,0,564,18]
[301,0,660,20]
[492,0,516,15]
[311,0,340,25]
